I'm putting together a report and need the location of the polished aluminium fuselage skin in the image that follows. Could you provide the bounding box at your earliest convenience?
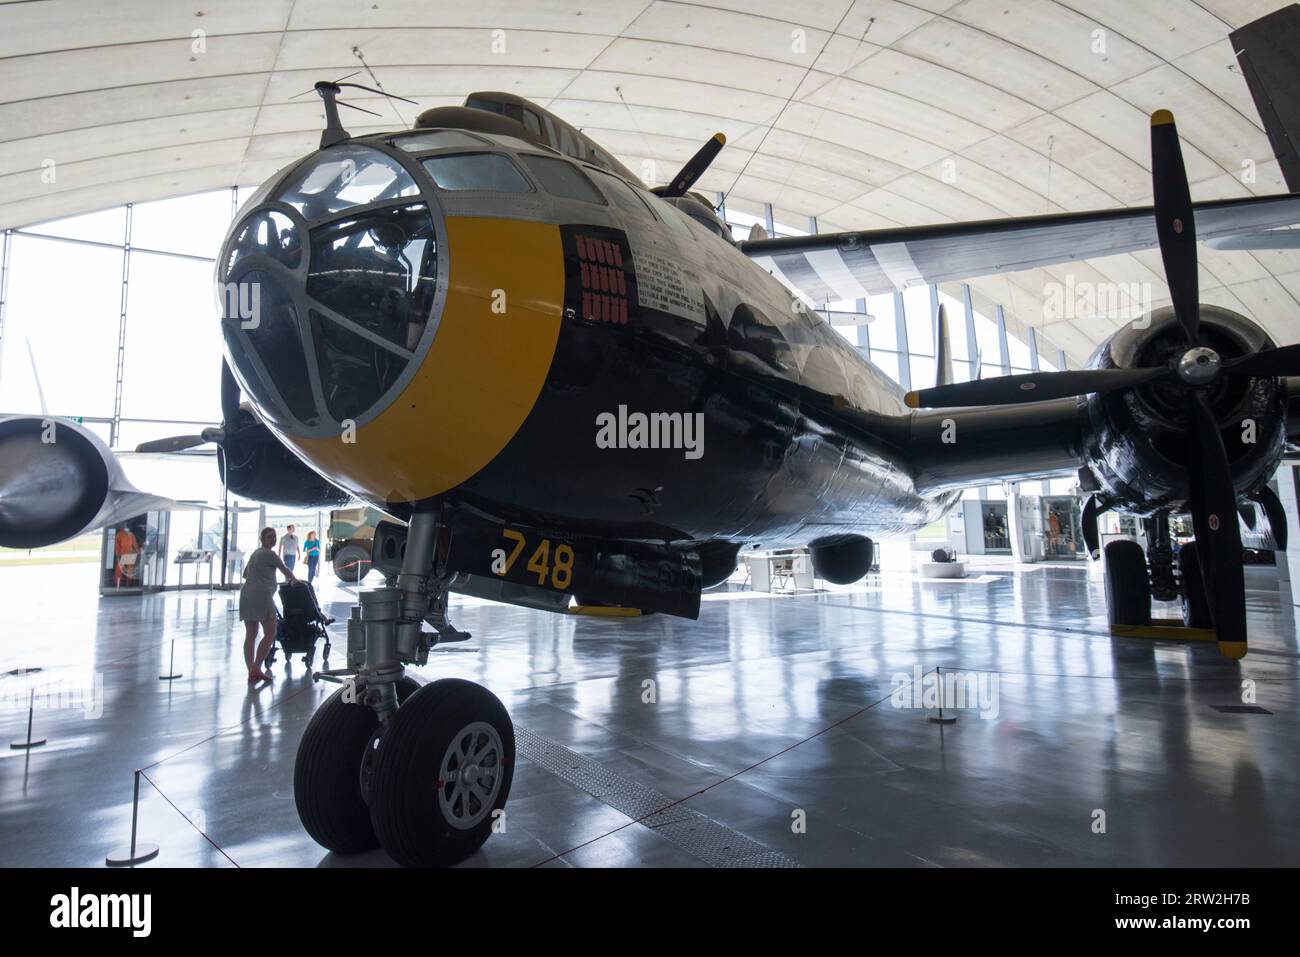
[222,127,1089,551]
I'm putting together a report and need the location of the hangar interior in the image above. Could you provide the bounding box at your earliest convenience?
[2,0,1299,868]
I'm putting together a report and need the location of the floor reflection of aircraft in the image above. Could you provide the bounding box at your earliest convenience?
[6,5,1300,868]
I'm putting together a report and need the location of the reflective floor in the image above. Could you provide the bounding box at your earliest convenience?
[1,558,1298,867]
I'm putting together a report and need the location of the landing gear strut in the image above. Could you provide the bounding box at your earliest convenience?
[1144,513,1179,602]
[294,509,514,866]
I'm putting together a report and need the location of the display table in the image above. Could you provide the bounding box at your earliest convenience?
[742,549,814,592]
[919,560,968,579]
[174,549,216,590]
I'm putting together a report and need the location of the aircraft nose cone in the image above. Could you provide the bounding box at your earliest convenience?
[0,419,108,549]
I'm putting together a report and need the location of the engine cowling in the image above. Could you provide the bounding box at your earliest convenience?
[219,409,352,509]
[1083,305,1287,514]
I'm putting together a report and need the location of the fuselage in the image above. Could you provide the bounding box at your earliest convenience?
[218,120,965,548]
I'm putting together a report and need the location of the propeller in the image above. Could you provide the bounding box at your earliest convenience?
[659,133,726,199]
[904,110,1300,658]
[137,362,242,454]
[1250,485,1288,550]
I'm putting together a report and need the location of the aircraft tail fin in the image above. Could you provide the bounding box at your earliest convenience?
[935,303,955,387]
[1232,4,1300,192]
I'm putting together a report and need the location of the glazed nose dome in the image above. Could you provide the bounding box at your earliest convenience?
[218,143,442,437]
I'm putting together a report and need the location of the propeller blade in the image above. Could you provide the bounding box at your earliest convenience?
[136,435,207,454]
[905,366,1167,409]
[221,360,240,424]
[660,133,726,199]
[1250,485,1288,550]
[1150,110,1201,346]
[1185,393,1247,658]
[1081,494,1105,560]
[1224,341,1300,378]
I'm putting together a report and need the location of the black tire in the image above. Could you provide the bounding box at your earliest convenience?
[1179,542,1213,629]
[333,544,372,583]
[294,678,419,855]
[1104,540,1151,627]
[369,679,515,867]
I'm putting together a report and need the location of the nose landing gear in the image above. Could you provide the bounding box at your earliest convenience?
[293,510,515,866]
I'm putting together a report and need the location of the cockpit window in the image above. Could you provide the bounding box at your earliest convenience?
[221,268,318,427]
[421,152,531,192]
[589,169,657,221]
[392,130,489,153]
[220,141,443,435]
[517,154,605,205]
[224,209,302,275]
[305,202,437,353]
[278,145,419,221]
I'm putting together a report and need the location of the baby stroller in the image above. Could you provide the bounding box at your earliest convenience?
[266,581,334,670]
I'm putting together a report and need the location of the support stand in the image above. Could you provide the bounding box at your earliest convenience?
[928,665,957,724]
[105,769,160,867]
[158,640,182,681]
[9,689,47,749]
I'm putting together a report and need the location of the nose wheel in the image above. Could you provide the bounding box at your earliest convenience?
[367,679,515,867]
[294,677,420,854]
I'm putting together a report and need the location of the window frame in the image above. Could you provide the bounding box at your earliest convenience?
[419,151,536,194]
[516,153,608,206]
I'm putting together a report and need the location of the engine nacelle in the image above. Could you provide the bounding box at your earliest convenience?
[809,534,875,584]
[219,410,352,509]
[1083,305,1287,514]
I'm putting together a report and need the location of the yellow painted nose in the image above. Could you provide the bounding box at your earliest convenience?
[291,216,565,504]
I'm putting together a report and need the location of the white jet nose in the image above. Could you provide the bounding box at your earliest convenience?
[0,418,108,549]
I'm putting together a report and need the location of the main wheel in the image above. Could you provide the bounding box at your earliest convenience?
[332,544,371,583]
[368,679,514,867]
[294,677,418,854]
[1103,540,1151,626]
[1178,542,1213,629]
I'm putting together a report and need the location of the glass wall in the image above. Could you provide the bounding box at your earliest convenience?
[0,186,259,449]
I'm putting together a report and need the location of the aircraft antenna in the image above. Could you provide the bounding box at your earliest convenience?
[290,75,416,148]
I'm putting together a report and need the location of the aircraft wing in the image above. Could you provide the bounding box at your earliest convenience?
[738,194,1300,302]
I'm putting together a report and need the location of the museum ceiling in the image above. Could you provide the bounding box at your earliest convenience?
[2,0,1299,361]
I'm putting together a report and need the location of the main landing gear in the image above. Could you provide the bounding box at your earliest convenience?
[294,510,515,867]
[1103,512,1210,630]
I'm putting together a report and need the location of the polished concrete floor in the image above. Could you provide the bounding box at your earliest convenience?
[2,556,1298,868]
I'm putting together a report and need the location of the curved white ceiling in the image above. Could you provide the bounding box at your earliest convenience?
[2,0,1299,360]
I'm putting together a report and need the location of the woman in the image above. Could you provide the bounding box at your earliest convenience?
[240,526,297,684]
[304,530,321,584]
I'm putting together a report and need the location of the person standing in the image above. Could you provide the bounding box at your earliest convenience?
[240,527,297,684]
[304,530,321,584]
[280,524,300,572]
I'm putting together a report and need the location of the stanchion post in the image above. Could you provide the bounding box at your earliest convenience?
[159,640,182,681]
[10,688,47,750]
[929,664,957,724]
[105,769,160,867]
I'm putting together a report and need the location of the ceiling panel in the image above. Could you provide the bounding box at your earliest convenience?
[0,0,1297,361]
